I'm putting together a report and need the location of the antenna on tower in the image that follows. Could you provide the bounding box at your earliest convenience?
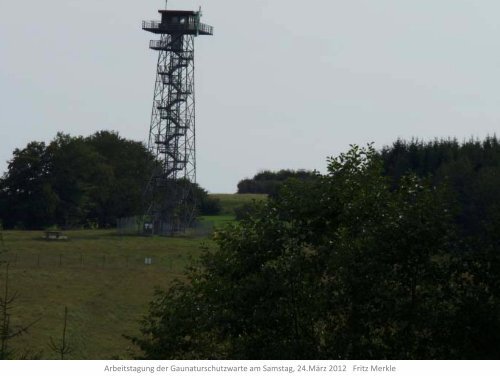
[196,6,202,36]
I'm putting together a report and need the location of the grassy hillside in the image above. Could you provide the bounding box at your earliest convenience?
[0,194,267,359]
[0,229,214,359]
[209,193,267,215]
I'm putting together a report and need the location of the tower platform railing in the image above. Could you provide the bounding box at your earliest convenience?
[142,20,214,35]
[142,21,161,29]
[149,41,196,56]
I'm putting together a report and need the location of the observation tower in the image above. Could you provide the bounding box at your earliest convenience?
[142,3,213,235]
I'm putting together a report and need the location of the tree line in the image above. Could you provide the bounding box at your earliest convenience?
[0,131,219,230]
[381,137,500,240]
[132,138,500,359]
[237,169,317,195]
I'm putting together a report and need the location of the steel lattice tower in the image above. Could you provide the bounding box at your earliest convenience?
[142,4,213,235]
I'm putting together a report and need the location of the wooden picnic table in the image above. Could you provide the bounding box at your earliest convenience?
[44,231,68,241]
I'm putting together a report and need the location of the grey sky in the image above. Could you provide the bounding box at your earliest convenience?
[1,0,499,193]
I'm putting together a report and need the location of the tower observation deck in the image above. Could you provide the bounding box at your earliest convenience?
[143,5,213,235]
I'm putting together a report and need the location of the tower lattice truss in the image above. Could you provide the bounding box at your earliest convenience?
[143,8,213,235]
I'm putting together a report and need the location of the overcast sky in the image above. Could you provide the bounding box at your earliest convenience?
[1,1,500,193]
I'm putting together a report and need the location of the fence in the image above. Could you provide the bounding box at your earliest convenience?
[116,216,145,236]
[117,216,215,237]
[0,251,187,271]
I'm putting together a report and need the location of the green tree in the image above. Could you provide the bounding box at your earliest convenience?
[0,142,58,229]
[0,130,221,229]
[85,131,156,225]
[0,264,41,359]
[46,133,108,228]
[237,169,317,195]
[133,145,500,359]
[381,136,500,240]
[0,131,157,229]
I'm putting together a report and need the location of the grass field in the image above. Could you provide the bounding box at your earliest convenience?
[0,193,266,359]
[0,230,214,359]
[210,193,267,215]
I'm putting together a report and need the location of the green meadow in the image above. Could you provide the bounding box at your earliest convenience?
[0,194,266,359]
[210,193,267,215]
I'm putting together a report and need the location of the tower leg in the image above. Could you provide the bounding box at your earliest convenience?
[144,34,197,236]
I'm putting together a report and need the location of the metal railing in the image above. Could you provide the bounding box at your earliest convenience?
[197,23,214,35]
[142,20,161,30]
[159,75,193,92]
[149,41,191,57]
[149,41,194,59]
[149,40,172,50]
[142,20,213,35]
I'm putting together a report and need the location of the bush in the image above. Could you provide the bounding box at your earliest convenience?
[199,196,221,215]
[233,202,260,221]
[237,169,317,195]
